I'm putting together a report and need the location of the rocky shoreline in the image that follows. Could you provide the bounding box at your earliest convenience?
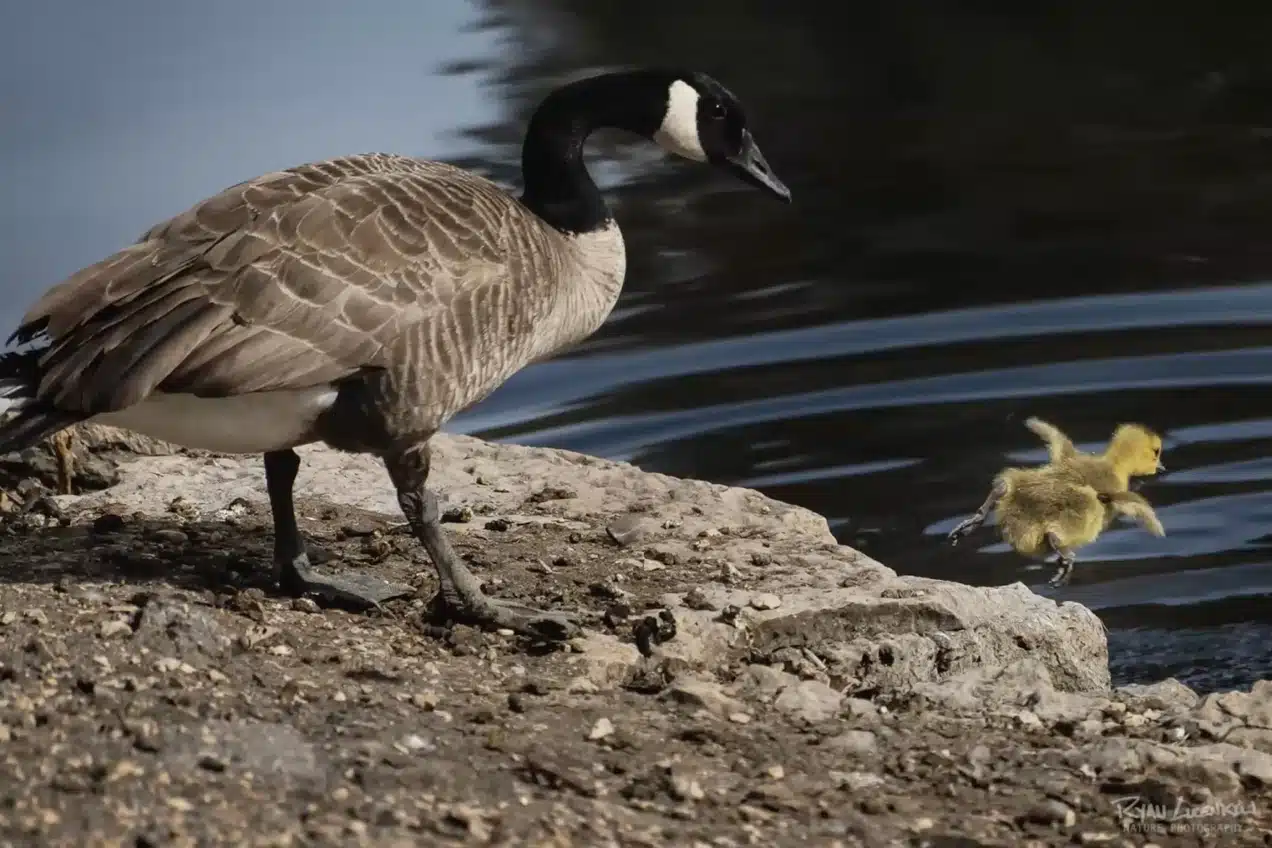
[0,427,1268,846]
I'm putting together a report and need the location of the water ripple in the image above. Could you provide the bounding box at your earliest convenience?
[485,347,1272,461]
[455,282,1272,435]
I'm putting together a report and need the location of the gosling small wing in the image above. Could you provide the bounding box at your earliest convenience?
[1024,417,1076,462]
[1101,491,1165,536]
[14,156,522,413]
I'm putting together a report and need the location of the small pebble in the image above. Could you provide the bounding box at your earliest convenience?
[1020,800,1076,828]
[728,712,752,725]
[154,657,183,674]
[765,764,784,780]
[567,677,599,695]
[150,528,189,545]
[290,598,321,614]
[1015,710,1043,730]
[588,717,615,741]
[99,619,131,639]
[197,755,227,773]
[400,734,431,752]
[105,760,143,782]
[683,587,718,611]
[91,514,126,534]
[749,593,782,611]
[670,773,705,801]
[442,505,473,523]
[606,515,648,547]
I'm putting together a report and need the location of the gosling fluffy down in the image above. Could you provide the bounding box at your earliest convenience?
[993,468,1164,559]
[1025,417,1165,491]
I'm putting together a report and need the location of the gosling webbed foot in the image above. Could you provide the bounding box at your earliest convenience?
[1047,558,1075,589]
[948,480,1006,547]
[947,518,982,546]
[1045,531,1076,588]
[279,553,414,610]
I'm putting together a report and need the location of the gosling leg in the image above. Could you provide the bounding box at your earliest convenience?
[948,478,1007,546]
[1045,531,1077,587]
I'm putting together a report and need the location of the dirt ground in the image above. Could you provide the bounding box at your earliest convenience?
[0,442,1269,846]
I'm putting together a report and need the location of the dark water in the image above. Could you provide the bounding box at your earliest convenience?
[446,1,1272,694]
[7,2,1272,693]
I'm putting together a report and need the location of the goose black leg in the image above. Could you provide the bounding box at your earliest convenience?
[264,449,413,608]
[947,478,1007,546]
[385,442,582,641]
[1044,531,1076,588]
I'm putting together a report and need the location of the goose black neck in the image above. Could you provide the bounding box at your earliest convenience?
[520,72,663,235]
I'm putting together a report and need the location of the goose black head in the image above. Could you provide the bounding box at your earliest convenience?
[635,69,791,203]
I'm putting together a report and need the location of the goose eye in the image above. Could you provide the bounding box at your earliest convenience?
[705,100,727,120]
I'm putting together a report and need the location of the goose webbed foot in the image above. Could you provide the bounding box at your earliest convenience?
[426,590,583,642]
[277,552,413,609]
[265,449,413,611]
[1045,531,1076,588]
[387,444,584,642]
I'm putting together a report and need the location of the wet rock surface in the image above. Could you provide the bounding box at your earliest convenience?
[0,428,1268,845]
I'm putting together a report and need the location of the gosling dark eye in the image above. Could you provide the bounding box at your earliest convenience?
[705,100,727,120]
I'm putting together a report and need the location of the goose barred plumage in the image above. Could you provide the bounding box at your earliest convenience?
[0,68,790,639]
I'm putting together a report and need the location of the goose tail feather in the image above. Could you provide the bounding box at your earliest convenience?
[0,347,84,453]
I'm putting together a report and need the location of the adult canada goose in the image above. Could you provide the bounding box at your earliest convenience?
[0,68,790,641]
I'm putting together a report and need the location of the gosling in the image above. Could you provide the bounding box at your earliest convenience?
[948,468,1164,587]
[948,418,1168,586]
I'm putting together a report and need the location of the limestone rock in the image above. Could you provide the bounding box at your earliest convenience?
[53,431,1107,697]
[773,680,843,724]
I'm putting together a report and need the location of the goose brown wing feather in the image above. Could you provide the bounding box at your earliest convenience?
[16,154,518,414]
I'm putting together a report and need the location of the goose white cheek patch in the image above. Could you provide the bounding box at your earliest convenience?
[653,79,708,162]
